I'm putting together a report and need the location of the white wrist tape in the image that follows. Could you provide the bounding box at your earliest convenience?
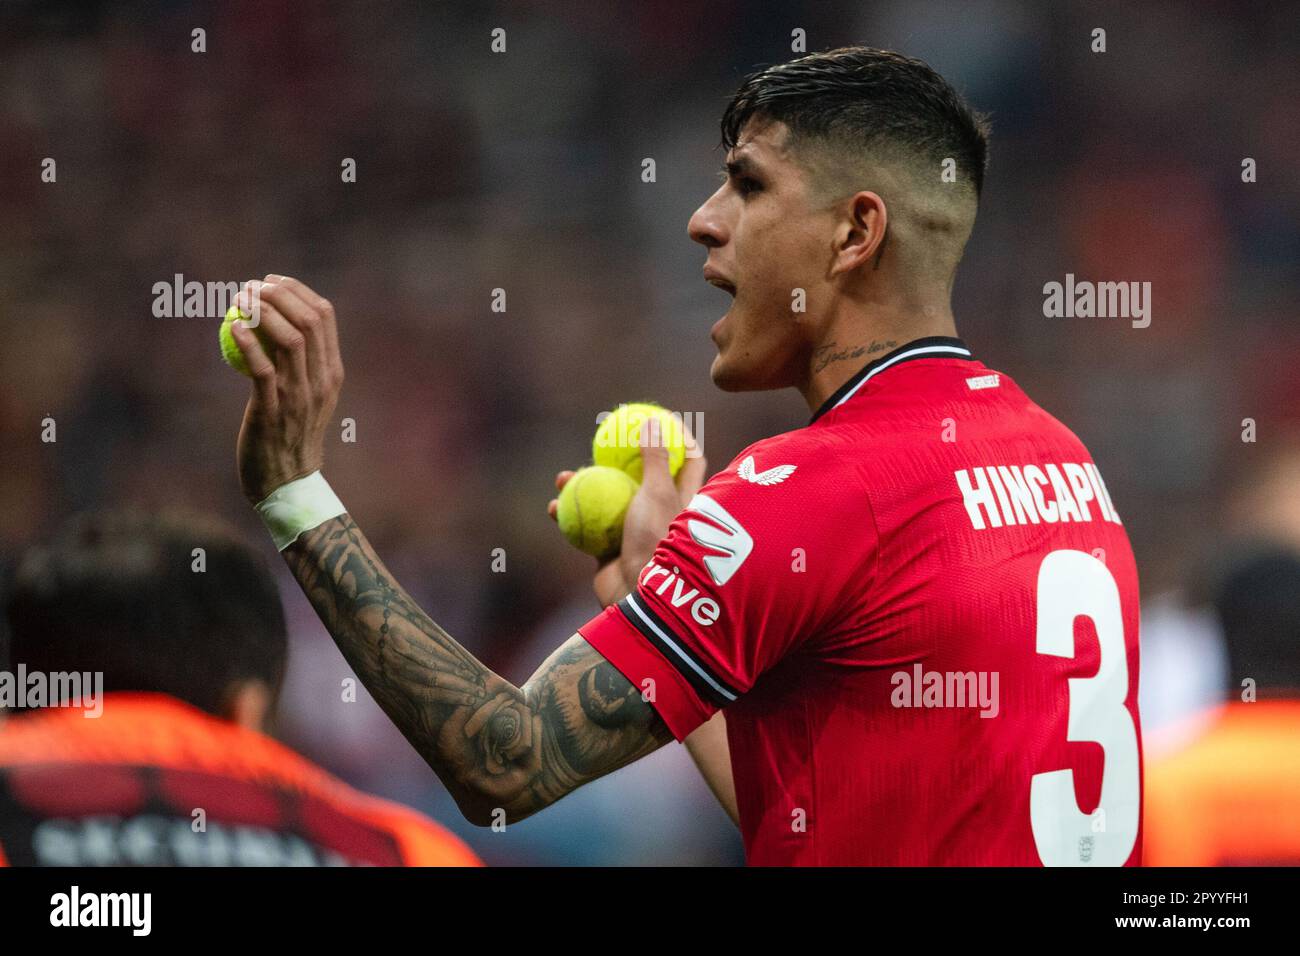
[254,471,347,551]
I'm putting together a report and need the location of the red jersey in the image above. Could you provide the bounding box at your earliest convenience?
[579,337,1143,865]
[0,693,480,867]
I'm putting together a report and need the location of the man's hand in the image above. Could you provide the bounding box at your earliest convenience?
[549,418,708,608]
[227,276,672,824]
[229,276,344,504]
[549,421,739,827]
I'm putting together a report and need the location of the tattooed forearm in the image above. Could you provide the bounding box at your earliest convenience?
[812,339,897,374]
[283,515,671,823]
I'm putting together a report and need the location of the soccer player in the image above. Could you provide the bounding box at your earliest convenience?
[0,510,479,866]
[227,47,1142,865]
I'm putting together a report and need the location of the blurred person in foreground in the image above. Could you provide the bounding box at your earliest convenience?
[1139,441,1300,752]
[1143,545,1300,865]
[0,510,479,866]
[226,48,1140,865]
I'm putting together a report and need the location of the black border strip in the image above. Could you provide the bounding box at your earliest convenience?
[810,336,973,424]
[615,595,739,708]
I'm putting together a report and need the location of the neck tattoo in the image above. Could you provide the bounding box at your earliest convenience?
[812,339,897,374]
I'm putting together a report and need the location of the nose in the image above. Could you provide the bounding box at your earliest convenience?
[687,186,728,249]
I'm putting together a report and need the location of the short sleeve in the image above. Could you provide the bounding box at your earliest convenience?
[578,438,873,740]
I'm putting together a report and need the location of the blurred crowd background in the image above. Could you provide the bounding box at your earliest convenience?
[1,0,1297,865]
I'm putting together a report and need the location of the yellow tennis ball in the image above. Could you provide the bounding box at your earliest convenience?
[218,305,269,376]
[592,402,686,483]
[556,466,639,560]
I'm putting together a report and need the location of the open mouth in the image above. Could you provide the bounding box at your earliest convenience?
[705,274,737,297]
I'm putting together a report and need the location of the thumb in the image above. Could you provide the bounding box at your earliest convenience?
[638,418,673,495]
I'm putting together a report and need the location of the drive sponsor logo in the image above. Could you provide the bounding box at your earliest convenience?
[684,493,752,585]
[638,562,721,626]
[635,493,754,626]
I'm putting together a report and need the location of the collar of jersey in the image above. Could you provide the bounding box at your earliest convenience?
[809,335,972,424]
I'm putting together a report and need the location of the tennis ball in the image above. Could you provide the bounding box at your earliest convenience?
[592,402,686,483]
[556,466,639,560]
[218,305,268,376]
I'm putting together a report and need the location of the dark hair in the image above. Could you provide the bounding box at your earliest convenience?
[3,509,287,716]
[721,47,990,197]
[1215,544,1300,692]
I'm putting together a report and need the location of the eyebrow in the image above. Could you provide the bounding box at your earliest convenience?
[723,155,761,178]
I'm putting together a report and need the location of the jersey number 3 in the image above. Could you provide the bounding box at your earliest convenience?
[1030,549,1140,866]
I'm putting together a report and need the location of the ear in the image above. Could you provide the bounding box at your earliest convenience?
[221,679,273,732]
[833,190,888,275]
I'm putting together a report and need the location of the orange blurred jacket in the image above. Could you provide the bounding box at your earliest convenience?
[0,692,480,867]
[1143,701,1300,866]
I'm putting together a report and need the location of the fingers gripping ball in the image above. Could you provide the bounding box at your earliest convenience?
[556,466,640,560]
[592,402,686,483]
[219,305,271,377]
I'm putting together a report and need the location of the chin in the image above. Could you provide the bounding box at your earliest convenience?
[709,352,766,392]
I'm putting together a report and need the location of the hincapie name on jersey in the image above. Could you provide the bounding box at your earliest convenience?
[954,462,1121,530]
